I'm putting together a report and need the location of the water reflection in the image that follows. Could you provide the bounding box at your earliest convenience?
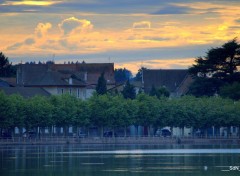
[0,145,239,176]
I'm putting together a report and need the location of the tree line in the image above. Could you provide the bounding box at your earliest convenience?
[1,91,239,137]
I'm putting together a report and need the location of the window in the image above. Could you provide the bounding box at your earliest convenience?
[233,126,236,133]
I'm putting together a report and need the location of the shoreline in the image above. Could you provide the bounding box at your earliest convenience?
[0,137,240,146]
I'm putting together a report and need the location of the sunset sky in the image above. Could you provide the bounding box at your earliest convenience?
[1,0,240,74]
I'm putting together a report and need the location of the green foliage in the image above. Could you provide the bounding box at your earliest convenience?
[0,91,14,129]
[189,39,240,97]
[121,80,136,99]
[88,94,110,127]
[96,72,107,95]
[50,94,76,128]
[150,85,170,98]
[219,82,240,100]
[74,99,90,127]
[25,96,53,129]
[0,91,240,135]
[188,77,223,97]
[136,94,160,127]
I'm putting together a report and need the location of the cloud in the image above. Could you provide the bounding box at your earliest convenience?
[7,42,22,50]
[115,58,195,74]
[133,21,151,29]
[34,22,52,38]
[1,0,61,6]
[58,17,93,35]
[152,5,192,15]
[24,38,35,45]
[6,37,35,50]
[235,19,240,23]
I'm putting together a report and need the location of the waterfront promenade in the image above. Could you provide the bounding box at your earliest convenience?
[0,136,239,145]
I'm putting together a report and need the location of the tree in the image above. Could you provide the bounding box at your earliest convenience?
[189,39,240,96]
[219,82,240,100]
[188,77,222,97]
[96,72,107,95]
[0,91,14,133]
[88,94,110,137]
[149,85,170,98]
[149,85,157,96]
[136,94,160,136]
[134,67,147,81]
[50,94,76,137]
[121,80,136,99]
[114,68,132,83]
[0,52,15,77]
[25,96,53,138]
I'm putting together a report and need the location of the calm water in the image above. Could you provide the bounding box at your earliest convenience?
[0,144,240,176]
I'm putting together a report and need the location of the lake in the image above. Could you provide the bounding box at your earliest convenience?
[0,144,240,176]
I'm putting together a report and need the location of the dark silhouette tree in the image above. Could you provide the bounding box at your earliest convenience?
[96,72,107,95]
[0,52,15,77]
[121,80,136,99]
[134,67,147,81]
[114,68,132,83]
[189,39,240,96]
[149,85,157,96]
[219,82,240,100]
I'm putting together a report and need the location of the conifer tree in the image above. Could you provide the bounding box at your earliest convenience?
[122,80,136,99]
[96,72,107,95]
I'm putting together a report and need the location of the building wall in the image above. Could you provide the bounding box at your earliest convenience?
[43,87,94,100]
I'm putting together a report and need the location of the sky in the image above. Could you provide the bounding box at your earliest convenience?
[1,0,240,74]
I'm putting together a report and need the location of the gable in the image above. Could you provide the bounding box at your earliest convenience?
[143,69,188,93]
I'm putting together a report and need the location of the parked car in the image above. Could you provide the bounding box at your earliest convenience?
[1,132,12,139]
[155,129,171,137]
[195,130,204,137]
[103,131,117,137]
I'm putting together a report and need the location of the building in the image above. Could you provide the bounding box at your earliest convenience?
[0,77,16,87]
[0,87,50,98]
[143,69,193,97]
[16,63,115,99]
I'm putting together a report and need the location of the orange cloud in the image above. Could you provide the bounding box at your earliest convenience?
[35,22,52,38]
[1,1,61,6]
[133,21,151,29]
[58,17,93,35]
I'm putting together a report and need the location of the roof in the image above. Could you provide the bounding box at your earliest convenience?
[0,87,50,98]
[143,69,189,93]
[0,77,16,87]
[17,63,115,87]
[174,75,194,96]
[0,79,10,87]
